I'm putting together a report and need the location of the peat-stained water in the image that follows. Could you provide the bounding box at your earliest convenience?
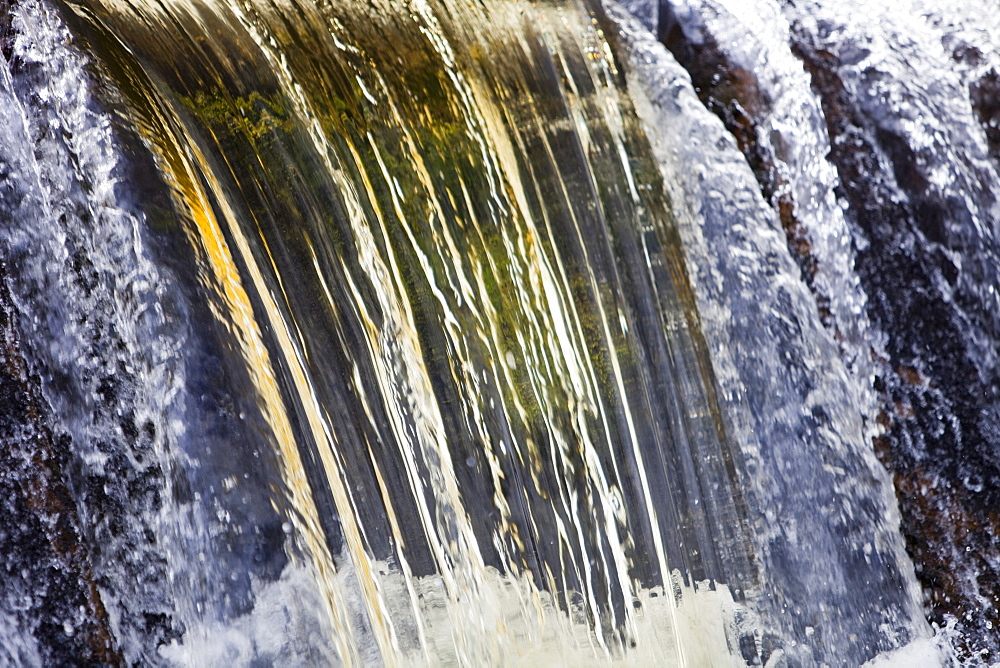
[0,0,955,663]
[33,0,761,662]
[0,0,305,661]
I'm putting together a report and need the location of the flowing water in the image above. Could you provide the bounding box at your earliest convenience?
[0,0,997,664]
[629,1,1000,663]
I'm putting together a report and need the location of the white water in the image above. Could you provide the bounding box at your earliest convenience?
[0,1,192,658]
[0,1,328,662]
[1,0,998,663]
[611,5,930,664]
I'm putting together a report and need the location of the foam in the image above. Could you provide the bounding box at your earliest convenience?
[862,637,946,668]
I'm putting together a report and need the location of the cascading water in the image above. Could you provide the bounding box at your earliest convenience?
[0,0,995,664]
[626,0,1000,662]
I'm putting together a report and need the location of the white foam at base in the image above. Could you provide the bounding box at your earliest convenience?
[158,557,745,666]
[158,562,340,666]
[862,637,946,668]
[393,566,742,666]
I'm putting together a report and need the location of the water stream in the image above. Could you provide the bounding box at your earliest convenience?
[0,0,995,664]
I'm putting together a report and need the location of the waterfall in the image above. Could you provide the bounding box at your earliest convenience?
[0,0,995,663]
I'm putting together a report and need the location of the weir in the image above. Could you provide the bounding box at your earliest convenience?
[0,0,996,664]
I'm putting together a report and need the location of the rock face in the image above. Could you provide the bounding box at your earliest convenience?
[0,263,121,664]
[652,0,1000,659]
[1,14,119,663]
[789,34,1000,660]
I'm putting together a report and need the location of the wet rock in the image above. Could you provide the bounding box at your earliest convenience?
[789,26,1000,661]
[0,263,122,665]
[651,0,1000,658]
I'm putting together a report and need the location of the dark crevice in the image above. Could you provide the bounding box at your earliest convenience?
[657,0,831,327]
[788,29,1000,663]
[971,69,1000,163]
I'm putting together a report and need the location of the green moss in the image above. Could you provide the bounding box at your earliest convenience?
[179,89,294,144]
